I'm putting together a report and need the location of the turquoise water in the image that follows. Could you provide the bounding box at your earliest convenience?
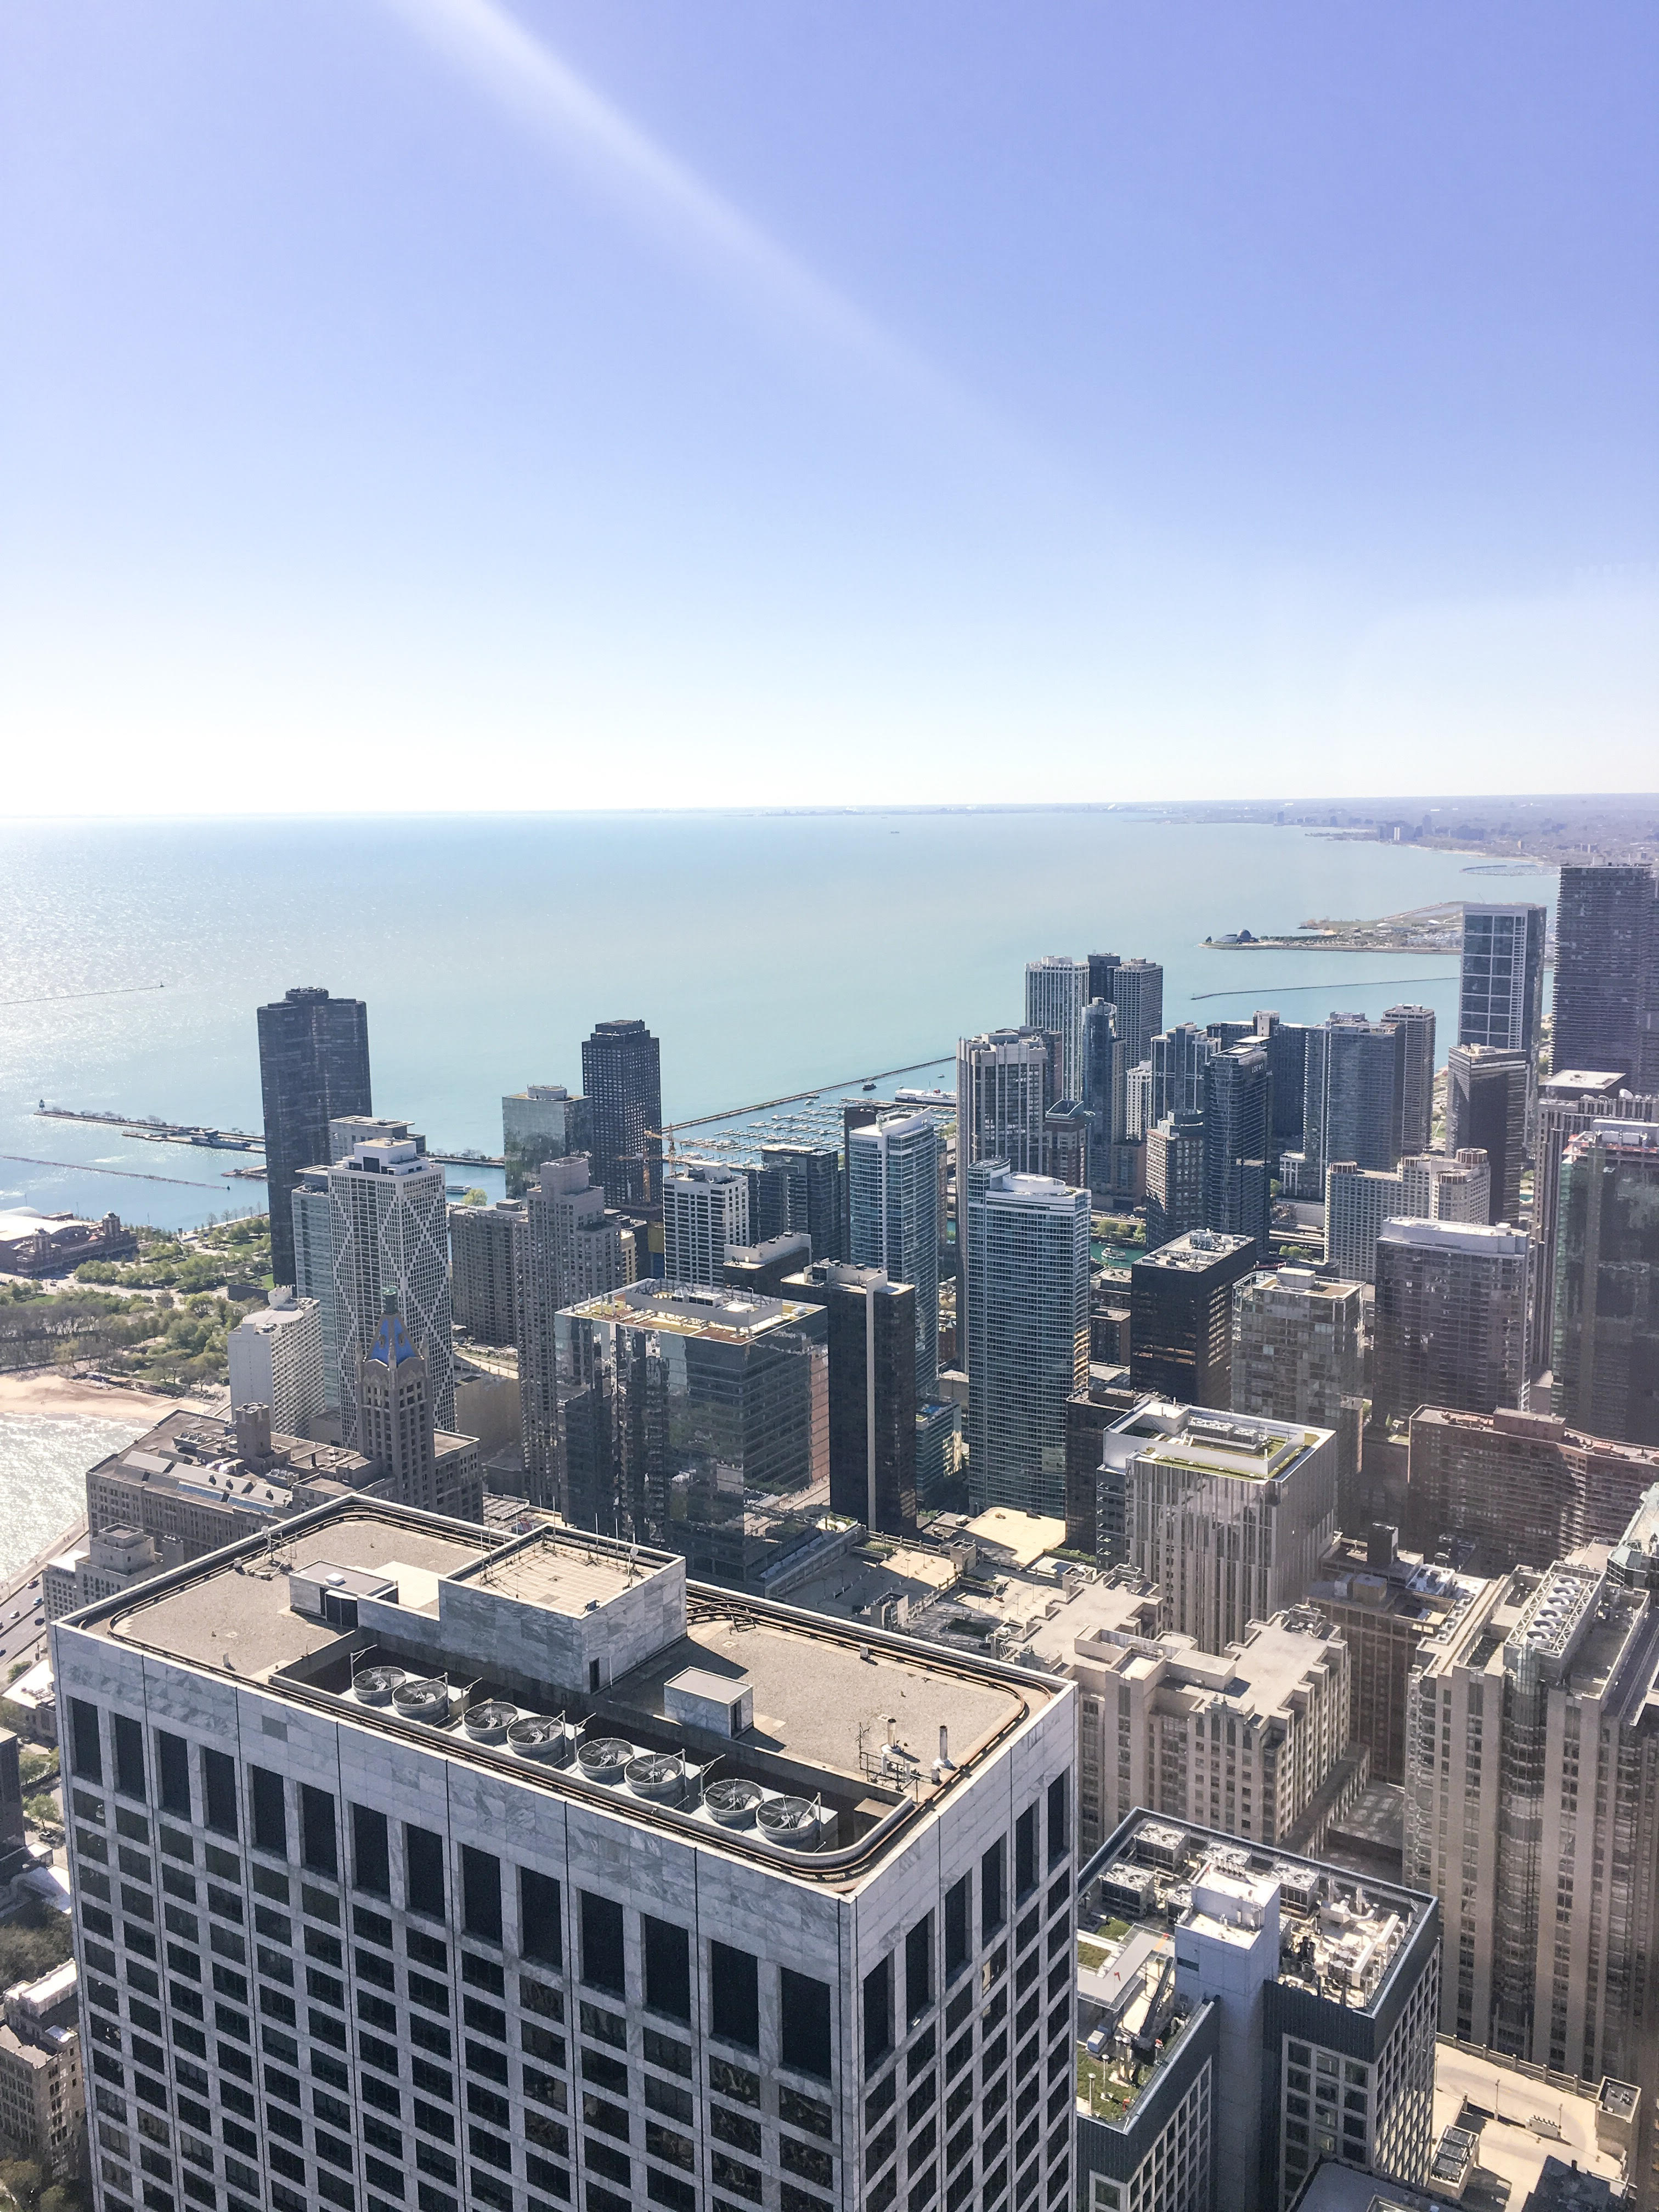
[0,811,1548,1233]
[0,1412,145,1581]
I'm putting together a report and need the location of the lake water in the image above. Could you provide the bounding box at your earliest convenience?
[0,810,1552,1238]
[0,1412,145,1582]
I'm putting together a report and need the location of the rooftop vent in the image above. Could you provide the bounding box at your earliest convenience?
[755,1796,823,1852]
[577,1737,635,1786]
[391,1677,453,1727]
[507,1714,572,1765]
[351,1665,408,1708]
[704,1779,766,1829]
[463,1701,517,1744]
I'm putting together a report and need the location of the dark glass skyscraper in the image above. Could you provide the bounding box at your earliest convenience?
[256,986,371,1286]
[1458,905,1546,1059]
[1551,1124,1659,1446]
[1446,1043,1529,1223]
[1203,1042,1273,1257]
[580,1017,663,1208]
[1553,865,1658,1086]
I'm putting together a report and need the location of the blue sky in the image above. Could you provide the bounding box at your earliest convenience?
[3,1,1655,813]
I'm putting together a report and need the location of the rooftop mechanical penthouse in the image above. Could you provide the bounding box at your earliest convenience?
[53,1500,1077,2212]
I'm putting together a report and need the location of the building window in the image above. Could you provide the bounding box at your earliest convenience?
[944,1877,970,1981]
[520,1869,561,1967]
[1047,1774,1069,1864]
[353,1805,392,1898]
[643,1917,690,2024]
[156,1733,191,1820]
[780,1971,832,2082]
[249,1767,287,1857]
[113,1715,146,1802]
[581,1893,627,1999]
[70,1700,104,1783]
[981,1839,1007,1940]
[864,1955,894,2075]
[406,1825,446,1919]
[710,1942,759,2051]
[1014,1810,1037,1902]
[906,1916,934,2025]
[462,1847,502,1945]
[201,1750,238,1838]
[300,1785,337,1877]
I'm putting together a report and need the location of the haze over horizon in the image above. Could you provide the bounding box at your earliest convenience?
[4,2,1655,817]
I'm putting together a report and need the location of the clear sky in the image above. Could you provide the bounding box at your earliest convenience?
[3,2,1655,815]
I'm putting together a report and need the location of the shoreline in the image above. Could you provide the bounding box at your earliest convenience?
[0,1370,185,1424]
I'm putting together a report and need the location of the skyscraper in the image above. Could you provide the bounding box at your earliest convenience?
[751,1143,843,1259]
[661,1160,749,1286]
[1232,1265,1364,1524]
[1445,1042,1528,1223]
[955,1029,1049,1175]
[1382,1002,1437,1158]
[448,1198,524,1345]
[1024,953,1090,1101]
[256,985,371,1285]
[1551,1122,1659,1445]
[517,1156,633,1505]
[1530,1071,1659,1375]
[1106,957,1165,1069]
[580,1017,663,1208]
[1128,1228,1256,1407]
[1251,1010,1311,1158]
[1041,1099,1090,1187]
[1458,902,1547,1058]
[1398,1147,1491,1226]
[326,1129,455,1444]
[962,1160,1090,1515]
[848,1110,940,1400]
[1323,1160,1406,1284]
[501,1082,590,1197]
[357,1289,481,1520]
[1552,864,1658,1086]
[1144,1111,1206,1250]
[1202,1041,1272,1256]
[290,1164,337,1408]
[227,1288,324,1437]
[1149,1023,1211,1122]
[1372,1218,1530,1427]
[1079,996,1123,1199]
[1086,950,1121,1002]
[802,1261,918,1534]
[1304,1013,1401,1178]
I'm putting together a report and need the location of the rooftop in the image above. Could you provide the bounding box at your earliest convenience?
[1377,1218,1528,1255]
[66,1499,1057,1891]
[1133,1229,1254,1275]
[563,1280,825,1346]
[1101,1400,1329,1485]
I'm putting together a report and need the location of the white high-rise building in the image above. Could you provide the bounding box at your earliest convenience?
[1398,1148,1491,1224]
[54,1500,1079,2212]
[1323,1160,1406,1284]
[227,1288,325,1436]
[1024,956,1090,1103]
[290,1165,338,1410]
[327,1132,455,1444]
[962,1161,1090,1516]
[662,1161,749,1287]
[847,1111,940,1401]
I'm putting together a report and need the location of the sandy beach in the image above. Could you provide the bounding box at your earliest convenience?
[0,1369,181,1424]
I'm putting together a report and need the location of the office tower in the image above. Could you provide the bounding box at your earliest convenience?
[1304,1014,1402,1178]
[1530,1071,1658,1376]
[848,1110,940,1400]
[1372,1219,1529,1427]
[1071,1609,1354,1854]
[1080,998,1123,1199]
[1551,1122,1659,1444]
[1086,950,1121,1002]
[1149,1023,1211,1122]
[802,1262,918,1534]
[289,1165,338,1406]
[1106,958,1165,1069]
[662,1161,749,1286]
[1404,1507,1659,2085]
[720,1233,812,1297]
[1553,863,1657,1085]
[54,1503,1078,2212]
[501,1083,590,1197]
[1074,1814,1439,2212]
[1107,1400,1337,1651]
[581,1016,663,1207]
[1123,1060,1153,1142]
[751,1142,843,1260]
[1128,1229,1255,1408]
[1063,1372,1149,1558]
[1445,1043,1528,1223]
[1202,1042,1272,1257]
[227,1287,324,1436]
[1323,1160,1406,1285]
[328,1130,455,1444]
[1308,1529,1489,1786]
[1041,1099,1089,1187]
[1025,953,1090,1100]
[956,1028,1050,1176]
[448,1198,525,1346]
[328,1115,419,1162]
[1381,1003,1437,1159]
[1407,1404,1659,1567]
[1250,1010,1311,1157]
[1232,1265,1364,1524]
[256,985,371,1284]
[518,1156,632,1505]
[1458,905,1547,1058]
[557,1282,828,1582]
[1398,1147,1491,1225]
[962,1161,1090,1516]
[358,1290,482,1520]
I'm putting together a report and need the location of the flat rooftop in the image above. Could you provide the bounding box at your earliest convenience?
[1132,1231,1254,1274]
[564,1280,824,1345]
[1104,1401,1326,1483]
[67,1500,1053,1889]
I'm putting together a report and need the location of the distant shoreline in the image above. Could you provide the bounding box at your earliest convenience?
[0,1370,181,1424]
